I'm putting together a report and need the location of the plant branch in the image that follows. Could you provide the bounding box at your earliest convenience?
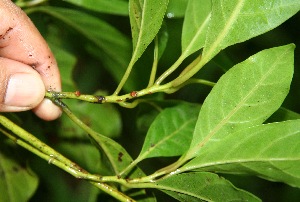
[113,58,135,95]
[45,77,214,107]
[0,126,101,181]
[45,82,173,106]
[155,54,186,85]
[0,115,135,202]
[171,52,211,87]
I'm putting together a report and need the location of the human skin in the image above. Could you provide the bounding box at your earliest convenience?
[0,0,61,120]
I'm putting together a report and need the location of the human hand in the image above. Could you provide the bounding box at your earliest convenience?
[0,0,61,121]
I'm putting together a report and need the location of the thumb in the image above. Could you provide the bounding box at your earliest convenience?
[0,58,45,112]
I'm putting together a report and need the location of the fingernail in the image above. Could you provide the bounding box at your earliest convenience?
[5,73,44,107]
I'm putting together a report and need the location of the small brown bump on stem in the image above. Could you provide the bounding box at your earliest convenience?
[74,90,81,97]
[130,91,138,97]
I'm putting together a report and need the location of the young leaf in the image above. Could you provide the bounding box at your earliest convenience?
[202,0,300,62]
[137,104,200,160]
[129,0,169,64]
[181,120,300,188]
[186,44,294,159]
[156,172,260,201]
[181,0,211,58]
[64,0,129,16]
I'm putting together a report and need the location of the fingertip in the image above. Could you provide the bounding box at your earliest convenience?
[33,98,62,121]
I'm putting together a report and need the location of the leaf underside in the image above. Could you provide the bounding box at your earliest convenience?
[187,44,295,158]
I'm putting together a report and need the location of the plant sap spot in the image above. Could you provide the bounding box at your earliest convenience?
[75,91,81,97]
[130,91,138,97]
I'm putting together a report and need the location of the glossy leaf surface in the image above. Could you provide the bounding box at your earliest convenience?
[64,0,129,15]
[187,44,294,158]
[202,0,300,61]
[181,0,211,57]
[129,0,169,64]
[182,120,300,188]
[156,172,260,201]
[138,104,200,160]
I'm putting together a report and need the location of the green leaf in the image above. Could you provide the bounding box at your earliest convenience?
[64,0,129,16]
[156,172,260,201]
[186,44,294,159]
[203,0,300,62]
[129,0,169,64]
[29,7,136,90]
[0,143,38,202]
[182,120,300,188]
[137,104,200,160]
[181,0,211,57]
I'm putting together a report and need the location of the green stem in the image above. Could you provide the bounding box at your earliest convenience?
[172,78,215,90]
[147,36,159,87]
[114,58,135,95]
[171,50,211,87]
[0,115,134,202]
[49,98,108,144]
[178,54,202,77]
[155,54,186,85]
[49,99,131,175]
[46,77,214,109]
[0,115,78,172]
[46,82,173,106]
[90,182,135,202]
[0,126,101,182]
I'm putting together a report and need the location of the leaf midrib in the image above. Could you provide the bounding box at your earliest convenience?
[182,12,211,57]
[202,0,245,61]
[139,117,197,160]
[188,45,290,158]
